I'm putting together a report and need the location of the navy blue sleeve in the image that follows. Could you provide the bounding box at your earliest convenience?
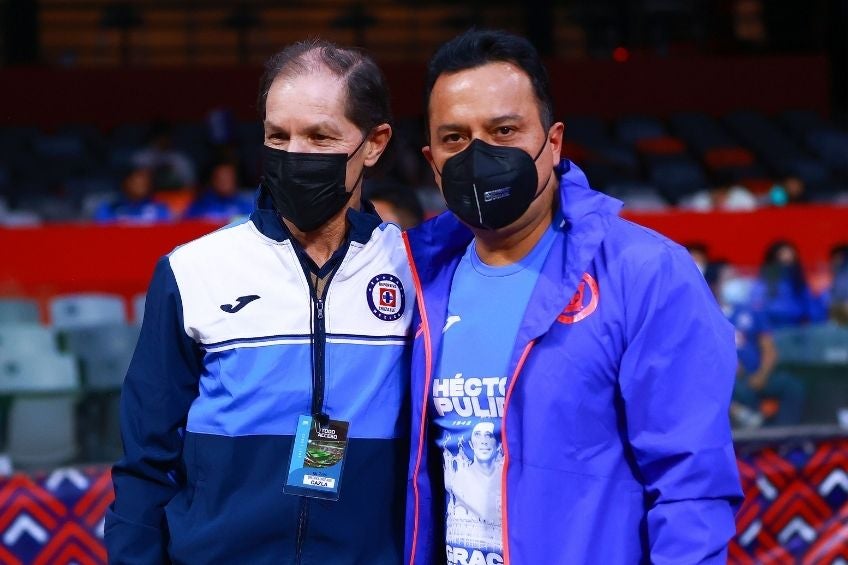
[619,244,744,564]
[105,256,202,564]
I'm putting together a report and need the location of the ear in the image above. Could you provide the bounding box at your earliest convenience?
[547,121,565,163]
[363,123,392,167]
[422,145,442,189]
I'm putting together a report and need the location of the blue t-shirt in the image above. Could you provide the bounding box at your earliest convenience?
[726,305,770,374]
[431,221,557,565]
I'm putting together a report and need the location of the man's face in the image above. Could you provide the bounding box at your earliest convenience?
[210,163,238,197]
[123,168,152,201]
[423,61,564,231]
[470,425,498,463]
[264,69,373,195]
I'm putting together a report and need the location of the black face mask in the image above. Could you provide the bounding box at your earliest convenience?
[262,138,367,232]
[436,137,549,230]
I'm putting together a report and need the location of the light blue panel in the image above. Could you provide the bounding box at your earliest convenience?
[187,340,409,439]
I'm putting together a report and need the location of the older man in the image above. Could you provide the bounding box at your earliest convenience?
[404,29,743,564]
[107,40,412,564]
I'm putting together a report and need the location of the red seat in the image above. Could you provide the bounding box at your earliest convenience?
[634,136,686,155]
[704,147,756,170]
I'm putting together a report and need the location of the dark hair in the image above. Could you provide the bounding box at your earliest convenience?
[424,29,554,134]
[830,243,848,263]
[365,181,425,226]
[761,240,807,297]
[257,39,392,134]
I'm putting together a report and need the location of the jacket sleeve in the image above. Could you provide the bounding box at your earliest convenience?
[105,256,203,564]
[619,243,744,564]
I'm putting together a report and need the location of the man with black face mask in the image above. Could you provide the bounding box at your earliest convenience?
[403,30,743,565]
[107,40,412,564]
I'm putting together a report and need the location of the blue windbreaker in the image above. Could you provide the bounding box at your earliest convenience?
[403,160,743,564]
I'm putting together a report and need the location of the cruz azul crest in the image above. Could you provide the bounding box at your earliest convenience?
[366,273,405,321]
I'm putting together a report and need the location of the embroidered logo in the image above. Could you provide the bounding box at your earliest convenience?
[367,274,405,321]
[557,273,599,324]
[220,295,261,314]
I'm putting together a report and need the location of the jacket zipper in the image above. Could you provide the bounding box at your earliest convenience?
[403,233,434,565]
[311,297,326,418]
[294,497,309,565]
[500,340,536,565]
[294,260,341,561]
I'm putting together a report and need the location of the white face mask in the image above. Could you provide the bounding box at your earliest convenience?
[720,278,753,306]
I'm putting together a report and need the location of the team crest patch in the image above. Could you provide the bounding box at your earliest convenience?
[557,273,599,324]
[367,274,405,321]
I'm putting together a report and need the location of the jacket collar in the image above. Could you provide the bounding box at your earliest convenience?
[405,159,623,345]
[249,185,382,245]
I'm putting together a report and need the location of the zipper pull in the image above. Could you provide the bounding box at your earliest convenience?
[316,298,324,320]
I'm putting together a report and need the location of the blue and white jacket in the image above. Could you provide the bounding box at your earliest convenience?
[106,189,413,564]
[403,161,744,564]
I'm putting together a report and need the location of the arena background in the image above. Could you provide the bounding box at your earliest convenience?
[0,0,847,563]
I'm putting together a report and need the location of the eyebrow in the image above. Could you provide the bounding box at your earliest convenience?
[263,119,343,136]
[434,114,525,135]
[487,114,524,126]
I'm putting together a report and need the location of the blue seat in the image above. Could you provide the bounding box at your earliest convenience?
[563,115,609,147]
[649,158,708,202]
[0,324,57,358]
[0,299,40,324]
[0,351,79,394]
[615,116,666,145]
[669,112,735,154]
[132,293,146,324]
[64,323,139,390]
[604,183,669,211]
[779,109,826,138]
[49,293,126,330]
[806,130,848,173]
[784,157,831,185]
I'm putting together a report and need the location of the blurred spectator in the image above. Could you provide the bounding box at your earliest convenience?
[131,122,196,190]
[680,184,758,211]
[684,242,710,276]
[767,176,806,207]
[365,182,425,230]
[750,240,822,328]
[707,261,804,427]
[183,160,252,221]
[94,167,172,223]
[824,243,848,325]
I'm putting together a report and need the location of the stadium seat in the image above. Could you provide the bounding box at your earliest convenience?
[703,147,756,170]
[773,325,848,366]
[605,183,669,211]
[564,115,609,147]
[784,157,831,185]
[0,352,80,467]
[0,298,40,324]
[132,293,146,324]
[778,109,827,139]
[64,323,139,390]
[634,136,687,156]
[7,397,78,469]
[615,115,666,145]
[0,351,79,394]
[669,112,736,154]
[806,130,848,173]
[64,323,138,461]
[0,324,57,358]
[649,157,708,202]
[49,293,126,330]
[774,325,848,424]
